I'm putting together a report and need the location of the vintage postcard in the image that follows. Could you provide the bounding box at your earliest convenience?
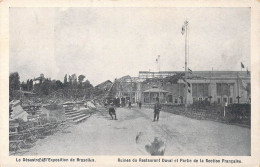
[0,0,259,167]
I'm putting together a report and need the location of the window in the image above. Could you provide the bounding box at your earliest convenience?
[192,83,197,97]
[223,97,227,103]
[168,95,173,103]
[218,98,221,104]
[175,98,178,103]
[229,98,233,104]
[217,83,230,96]
[192,83,209,97]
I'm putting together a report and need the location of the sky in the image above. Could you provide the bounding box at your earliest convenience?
[9,7,250,86]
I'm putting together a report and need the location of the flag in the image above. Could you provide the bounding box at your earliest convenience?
[188,68,192,74]
[181,25,185,35]
[181,21,188,35]
[240,79,247,90]
[241,62,245,68]
[238,75,247,90]
[156,55,160,63]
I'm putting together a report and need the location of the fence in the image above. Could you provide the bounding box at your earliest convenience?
[149,103,251,127]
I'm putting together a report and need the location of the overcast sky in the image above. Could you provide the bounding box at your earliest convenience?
[10,7,250,86]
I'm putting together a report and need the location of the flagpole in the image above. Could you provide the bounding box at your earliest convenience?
[158,55,160,73]
[237,72,240,104]
[184,20,188,107]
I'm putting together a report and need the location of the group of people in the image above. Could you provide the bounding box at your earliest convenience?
[106,97,162,122]
[128,101,143,109]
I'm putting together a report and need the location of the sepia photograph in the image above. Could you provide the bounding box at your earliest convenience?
[8,7,251,157]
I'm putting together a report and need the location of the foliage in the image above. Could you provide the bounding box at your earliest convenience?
[9,72,20,99]
[10,72,100,100]
[78,75,86,84]
[64,74,68,85]
[20,79,34,91]
[55,80,64,89]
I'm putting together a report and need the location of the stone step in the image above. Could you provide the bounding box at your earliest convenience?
[64,109,77,112]
[65,112,82,117]
[65,110,78,114]
[67,113,88,121]
[73,114,91,124]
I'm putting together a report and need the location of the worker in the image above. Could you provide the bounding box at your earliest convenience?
[108,102,117,120]
[128,100,132,109]
[139,101,142,109]
[153,97,161,122]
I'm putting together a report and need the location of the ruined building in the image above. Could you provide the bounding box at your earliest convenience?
[114,71,251,105]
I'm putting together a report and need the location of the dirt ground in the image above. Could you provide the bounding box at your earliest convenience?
[23,107,250,156]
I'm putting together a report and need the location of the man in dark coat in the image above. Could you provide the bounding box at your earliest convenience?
[108,102,117,120]
[128,100,132,109]
[139,101,142,109]
[153,97,162,122]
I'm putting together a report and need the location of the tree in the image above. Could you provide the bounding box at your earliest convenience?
[56,80,63,89]
[64,74,68,84]
[83,80,93,89]
[40,79,52,95]
[29,79,33,91]
[26,79,30,91]
[78,75,86,84]
[71,74,77,89]
[71,74,77,83]
[9,72,20,90]
[68,75,72,86]
[9,72,20,99]
[21,81,27,91]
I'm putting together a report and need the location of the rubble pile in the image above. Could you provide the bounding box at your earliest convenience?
[9,99,97,155]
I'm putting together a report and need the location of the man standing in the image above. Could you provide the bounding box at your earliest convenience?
[139,101,142,109]
[153,97,162,122]
[128,100,132,109]
[108,102,117,120]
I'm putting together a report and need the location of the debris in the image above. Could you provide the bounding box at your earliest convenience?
[10,101,29,122]
[145,137,165,156]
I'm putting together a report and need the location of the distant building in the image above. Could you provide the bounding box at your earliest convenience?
[95,80,113,91]
[114,71,251,105]
[33,74,45,85]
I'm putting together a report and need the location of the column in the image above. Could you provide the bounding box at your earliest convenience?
[210,82,217,103]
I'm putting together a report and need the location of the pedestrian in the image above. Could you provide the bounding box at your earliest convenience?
[153,97,162,122]
[108,102,117,120]
[139,101,142,109]
[128,100,132,109]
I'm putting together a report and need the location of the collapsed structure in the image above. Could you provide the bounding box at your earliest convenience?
[9,93,97,155]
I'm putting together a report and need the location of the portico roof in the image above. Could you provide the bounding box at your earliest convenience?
[143,88,168,93]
